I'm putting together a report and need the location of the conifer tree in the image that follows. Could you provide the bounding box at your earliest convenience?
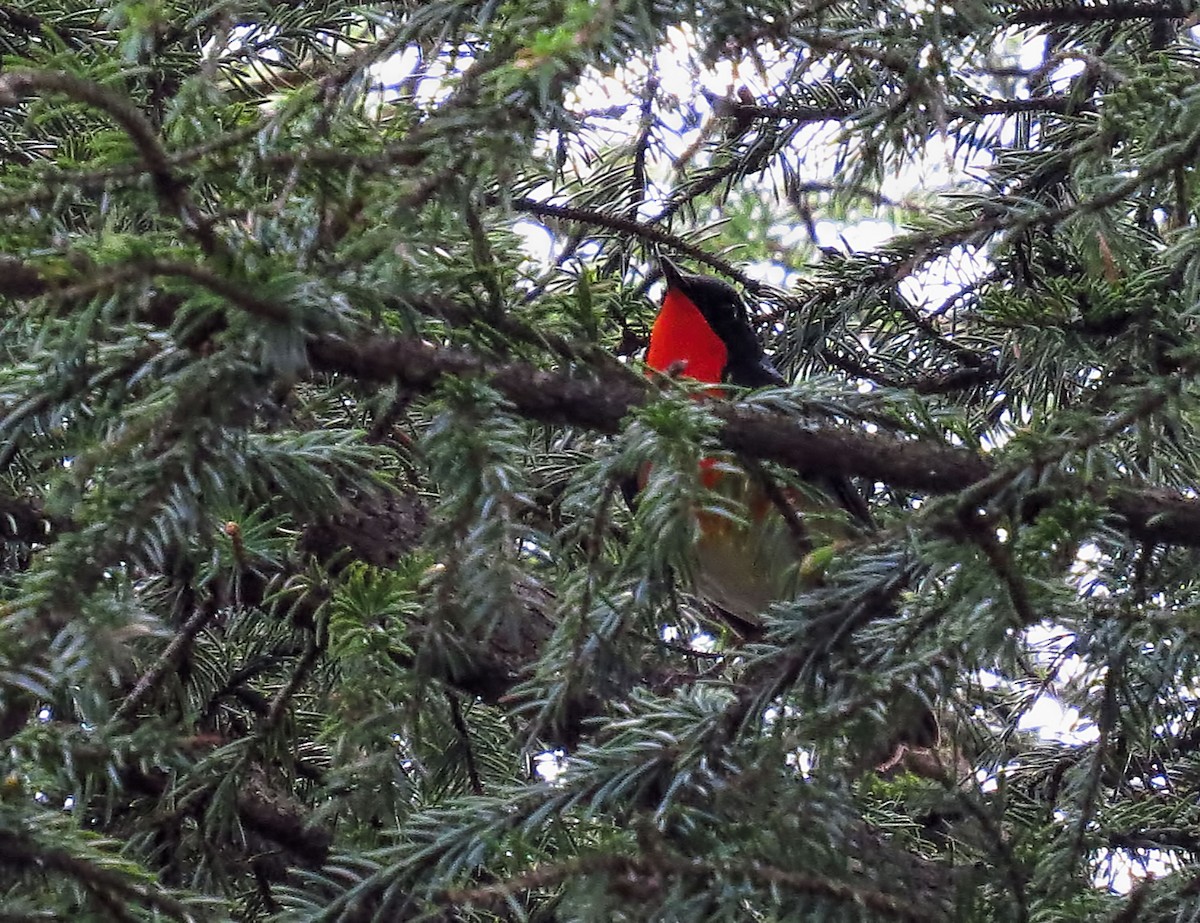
[2,1,1200,920]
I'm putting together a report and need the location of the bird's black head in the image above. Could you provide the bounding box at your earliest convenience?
[658,257,785,388]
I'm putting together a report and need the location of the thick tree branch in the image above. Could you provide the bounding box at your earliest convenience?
[1107,488,1200,547]
[309,332,987,487]
[309,333,1200,548]
[4,247,1200,548]
[114,604,222,722]
[1108,826,1200,852]
[119,762,333,868]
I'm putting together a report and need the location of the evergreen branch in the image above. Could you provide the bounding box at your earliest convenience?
[309,332,989,491]
[653,142,760,227]
[1107,827,1200,851]
[118,756,334,868]
[0,32,496,221]
[0,346,159,472]
[799,121,1200,308]
[0,69,204,238]
[262,631,321,731]
[310,332,1200,548]
[1108,486,1200,549]
[446,691,484,795]
[0,4,49,35]
[958,513,1040,627]
[202,20,406,100]
[735,96,1095,122]
[3,250,1199,548]
[956,124,1200,247]
[233,773,333,867]
[0,831,206,921]
[628,72,657,223]
[0,70,170,179]
[0,255,293,323]
[128,259,292,321]
[1010,1,1197,26]
[0,4,93,50]
[0,77,497,222]
[907,362,1000,395]
[1069,657,1123,872]
[326,707,954,920]
[934,783,1032,923]
[443,853,942,922]
[383,289,610,366]
[0,122,261,217]
[790,30,928,84]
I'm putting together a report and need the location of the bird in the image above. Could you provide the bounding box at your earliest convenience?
[642,256,869,626]
[641,256,944,767]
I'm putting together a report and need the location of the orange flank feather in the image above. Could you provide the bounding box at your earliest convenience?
[645,289,728,384]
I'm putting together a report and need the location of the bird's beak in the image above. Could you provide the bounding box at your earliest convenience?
[659,255,687,290]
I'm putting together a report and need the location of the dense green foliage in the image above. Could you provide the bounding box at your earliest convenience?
[3,0,1200,919]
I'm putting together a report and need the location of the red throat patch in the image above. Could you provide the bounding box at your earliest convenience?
[646,289,728,384]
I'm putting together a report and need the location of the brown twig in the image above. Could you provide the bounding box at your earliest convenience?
[114,605,220,722]
[512,198,760,292]
[447,692,485,795]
